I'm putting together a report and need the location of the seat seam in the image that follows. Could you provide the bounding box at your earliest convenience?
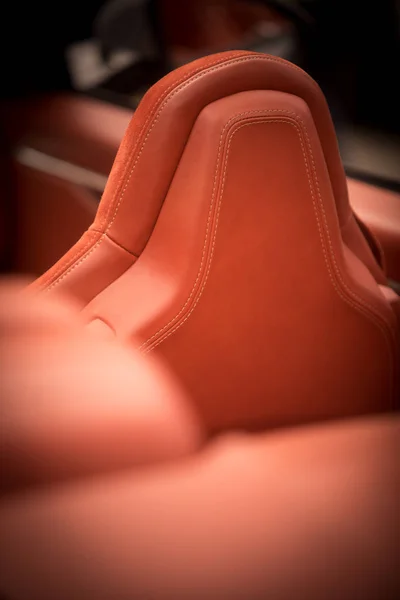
[141,113,392,348]
[100,52,252,229]
[105,56,319,233]
[298,124,395,397]
[138,109,299,348]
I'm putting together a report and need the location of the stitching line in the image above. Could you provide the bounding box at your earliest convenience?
[302,129,390,328]
[138,109,296,349]
[42,54,319,291]
[100,54,249,229]
[139,114,393,398]
[105,57,316,234]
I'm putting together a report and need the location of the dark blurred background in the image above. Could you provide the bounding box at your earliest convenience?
[1,0,399,275]
[3,0,400,185]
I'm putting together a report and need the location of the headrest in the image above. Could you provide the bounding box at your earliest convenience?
[33,51,384,299]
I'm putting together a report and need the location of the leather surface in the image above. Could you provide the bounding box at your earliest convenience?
[348,178,400,283]
[0,280,202,492]
[82,89,398,431]
[32,50,385,302]
[0,281,398,600]
[1,411,398,600]
[30,52,399,433]
[2,55,399,598]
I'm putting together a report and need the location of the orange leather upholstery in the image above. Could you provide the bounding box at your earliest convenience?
[32,51,387,300]
[0,281,398,600]
[1,408,399,600]
[0,280,202,493]
[0,282,400,600]
[32,51,399,433]
[348,178,400,284]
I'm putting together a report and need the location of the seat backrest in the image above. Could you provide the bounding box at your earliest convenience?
[32,51,386,301]
[31,51,399,433]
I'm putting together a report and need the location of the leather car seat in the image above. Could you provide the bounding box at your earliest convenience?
[4,86,399,288]
[31,51,400,434]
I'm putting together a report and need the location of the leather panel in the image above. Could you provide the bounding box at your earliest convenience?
[44,230,138,305]
[84,91,398,432]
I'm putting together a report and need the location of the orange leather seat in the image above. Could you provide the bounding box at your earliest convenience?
[32,51,400,433]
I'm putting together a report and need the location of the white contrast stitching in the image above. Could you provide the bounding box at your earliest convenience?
[42,53,318,291]
[139,114,394,398]
[105,57,316,233]
[138,109,297,349]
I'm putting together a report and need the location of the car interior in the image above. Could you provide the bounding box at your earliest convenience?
[0,2,399,599]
